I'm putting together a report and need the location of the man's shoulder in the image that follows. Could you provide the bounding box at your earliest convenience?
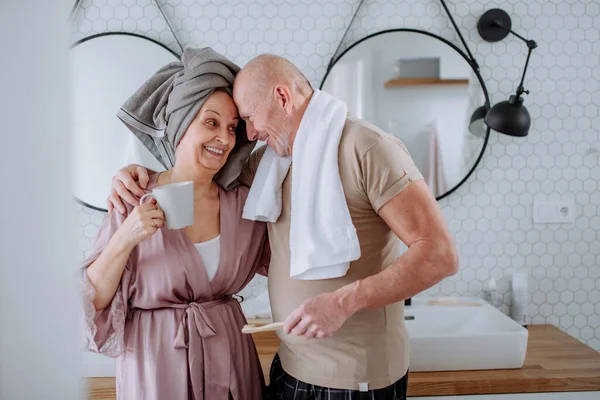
[339,115,391,162]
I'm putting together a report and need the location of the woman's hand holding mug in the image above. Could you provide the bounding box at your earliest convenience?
[117,199,165,248]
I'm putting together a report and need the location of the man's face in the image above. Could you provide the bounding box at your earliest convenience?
[234,81,293,157]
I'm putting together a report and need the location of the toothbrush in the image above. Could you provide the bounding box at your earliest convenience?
[241,322,285,334]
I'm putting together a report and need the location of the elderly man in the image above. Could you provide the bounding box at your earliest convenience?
[108,54,458,400]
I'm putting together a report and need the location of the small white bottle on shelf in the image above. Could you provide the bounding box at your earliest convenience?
[511,272,529,327]
[482,277,498,306]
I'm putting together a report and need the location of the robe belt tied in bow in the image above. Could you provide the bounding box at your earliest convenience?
[171,296,236,399]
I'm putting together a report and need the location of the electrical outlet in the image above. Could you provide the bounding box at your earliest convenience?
[533,200,575,224]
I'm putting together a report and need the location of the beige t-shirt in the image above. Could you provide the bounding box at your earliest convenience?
[240,115,423,390]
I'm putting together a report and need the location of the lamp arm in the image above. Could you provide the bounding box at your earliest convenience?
[493,20,538,50]
[493,20,527,43]
[515,45,534,97]
[493,20,537,98]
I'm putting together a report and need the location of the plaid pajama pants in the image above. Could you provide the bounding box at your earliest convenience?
[265,354,409,400]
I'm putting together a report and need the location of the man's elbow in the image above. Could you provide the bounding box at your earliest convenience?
[445,241,459,276]
[440,239,459,277]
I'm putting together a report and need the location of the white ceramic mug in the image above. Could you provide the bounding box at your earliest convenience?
[139,181,194,230]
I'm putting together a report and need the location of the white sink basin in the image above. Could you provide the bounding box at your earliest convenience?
[405,297,529,372]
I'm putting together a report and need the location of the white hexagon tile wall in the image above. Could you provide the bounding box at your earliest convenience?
[71,0,600,349]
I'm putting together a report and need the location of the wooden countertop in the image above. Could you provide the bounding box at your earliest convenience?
[85,325,600,399]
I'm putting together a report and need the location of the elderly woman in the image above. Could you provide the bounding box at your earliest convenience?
[82,48,267,400]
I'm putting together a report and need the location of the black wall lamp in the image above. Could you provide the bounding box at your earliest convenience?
[471,9,538,137]
[438,1,537,138]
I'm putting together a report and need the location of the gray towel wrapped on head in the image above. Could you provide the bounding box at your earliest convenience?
[116,47,254,190]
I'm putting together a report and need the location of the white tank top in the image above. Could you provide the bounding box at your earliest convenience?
[194,235,220,282]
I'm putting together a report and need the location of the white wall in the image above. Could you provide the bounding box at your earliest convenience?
[0,0,83,398]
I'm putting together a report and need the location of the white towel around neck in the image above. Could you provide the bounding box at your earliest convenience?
[242,89,360,280]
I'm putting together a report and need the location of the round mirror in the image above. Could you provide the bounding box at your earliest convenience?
[321,30,490,200]
[70,33,179,211]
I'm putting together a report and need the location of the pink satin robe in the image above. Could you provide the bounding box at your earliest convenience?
[82,181,269,400]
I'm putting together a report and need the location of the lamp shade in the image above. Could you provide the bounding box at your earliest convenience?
[484,94,531,137]
[468,105,488,137]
